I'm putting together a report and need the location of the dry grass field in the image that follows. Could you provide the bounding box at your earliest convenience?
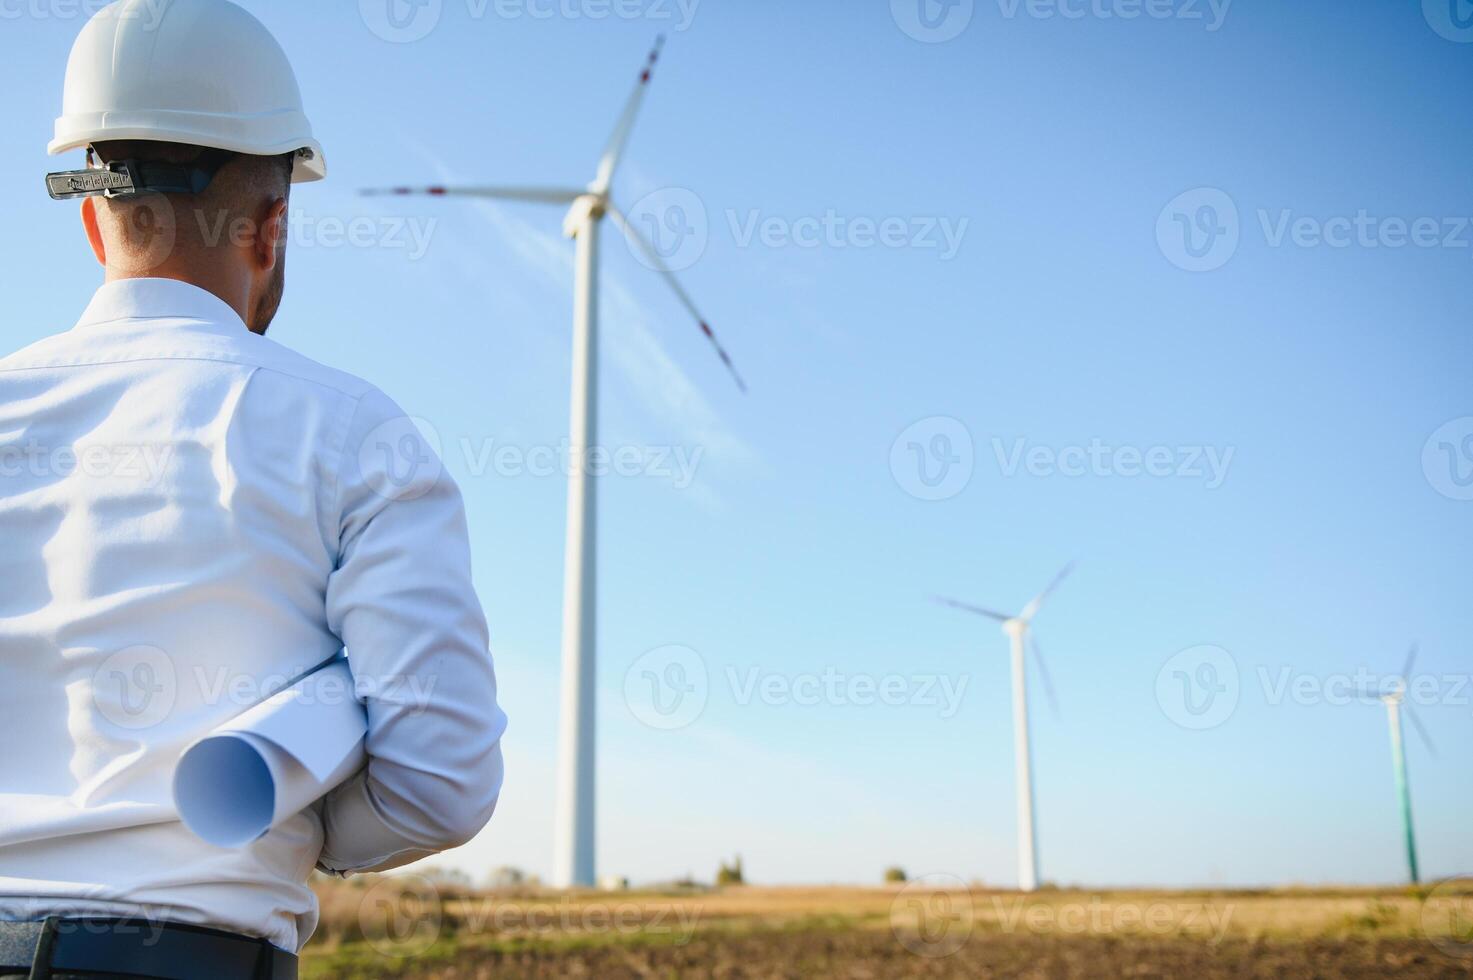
[301,878,1473,978]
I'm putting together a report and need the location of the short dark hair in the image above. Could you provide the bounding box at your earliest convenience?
[88,141,294,265]
[92,140,294,197]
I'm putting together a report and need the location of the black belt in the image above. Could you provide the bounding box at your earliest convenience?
[0,917,296,980]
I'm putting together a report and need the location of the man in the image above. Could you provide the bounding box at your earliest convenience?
[0,1,507,976]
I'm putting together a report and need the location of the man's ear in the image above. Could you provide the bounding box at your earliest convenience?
[81,197,106,267]
[255,197,288,272]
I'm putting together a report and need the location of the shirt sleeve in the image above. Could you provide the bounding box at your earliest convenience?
[314,388,507,874]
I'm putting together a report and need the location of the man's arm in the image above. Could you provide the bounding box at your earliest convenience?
[315,389,506,873]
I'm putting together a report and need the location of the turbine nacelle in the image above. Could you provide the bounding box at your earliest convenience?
[562,192,608,238]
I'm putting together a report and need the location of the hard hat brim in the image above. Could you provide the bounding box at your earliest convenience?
[50,112,326,183]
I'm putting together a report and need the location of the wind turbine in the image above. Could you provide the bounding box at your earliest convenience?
[1359,643,1437,885]
[935,563,1073,892]
[364,38,745,889]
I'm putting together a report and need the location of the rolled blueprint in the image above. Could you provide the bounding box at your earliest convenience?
[173,658,367,848]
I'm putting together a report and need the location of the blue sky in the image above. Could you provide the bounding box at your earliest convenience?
[3,0,1471,889]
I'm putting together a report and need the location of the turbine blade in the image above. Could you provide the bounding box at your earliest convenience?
[1400,642,1419,682]
[932,596,1011,623]
[1020,562,1076,622]
[605,202,747,393]
[1405,706,1439,760]
[361,185,585,204]
[591,35,665,196]
[1030,633,1061,720]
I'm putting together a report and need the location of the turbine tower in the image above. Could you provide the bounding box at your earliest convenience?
[364,38,745,888]
[1359,643,1437,885]
[936,563,1073,892]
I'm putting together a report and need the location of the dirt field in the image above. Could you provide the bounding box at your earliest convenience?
[301,881,1473,979]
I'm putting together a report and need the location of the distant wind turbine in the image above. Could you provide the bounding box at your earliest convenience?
[935,563,1074,893]
[364,37,745,889]
[1359,643,1437,885]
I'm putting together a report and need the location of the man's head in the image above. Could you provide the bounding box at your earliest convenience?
[49,0,325,335]
[81,141,294,334]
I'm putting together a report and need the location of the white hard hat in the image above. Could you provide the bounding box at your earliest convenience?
[49,0,325,184]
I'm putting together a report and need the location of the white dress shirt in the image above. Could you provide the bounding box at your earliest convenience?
[0,278,507,952]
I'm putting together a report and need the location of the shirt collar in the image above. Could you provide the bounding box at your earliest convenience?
[75,278,249,333]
